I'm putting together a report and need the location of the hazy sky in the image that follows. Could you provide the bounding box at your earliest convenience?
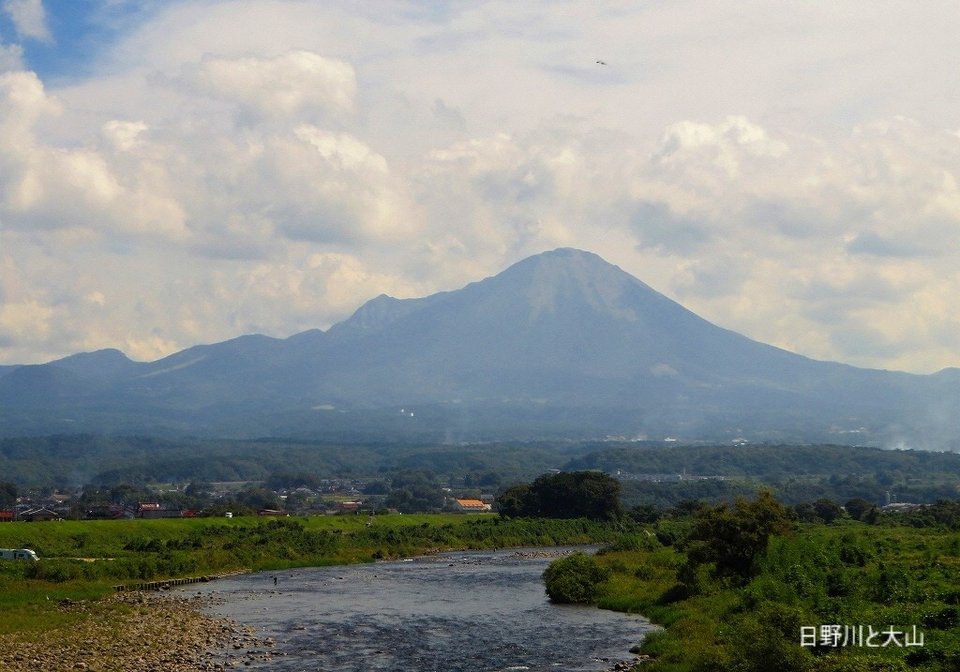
[3,1,960,373]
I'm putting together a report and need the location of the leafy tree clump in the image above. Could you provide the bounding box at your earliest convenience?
[812,497,843,523]
[542,552,611,603]
[0,481,16,508]
[498,471,622,521]
[843,497,873,521]
[685,491,793,582]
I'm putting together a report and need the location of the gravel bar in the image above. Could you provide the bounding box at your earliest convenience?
[0,591,273,671]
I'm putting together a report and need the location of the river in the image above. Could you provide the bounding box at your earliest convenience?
[184,547,654,671]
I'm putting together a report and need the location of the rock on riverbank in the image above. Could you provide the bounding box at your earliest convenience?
[0,592,271,671]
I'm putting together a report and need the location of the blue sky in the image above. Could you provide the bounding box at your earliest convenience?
[3,1,960,374]
[1,1,142,80]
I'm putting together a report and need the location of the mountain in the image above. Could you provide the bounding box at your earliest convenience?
[0,248,956,446]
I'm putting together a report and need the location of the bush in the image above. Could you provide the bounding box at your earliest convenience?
[542,552,611,604]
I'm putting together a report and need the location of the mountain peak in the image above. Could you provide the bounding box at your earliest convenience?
[489,248,654,324]
[507,247,615,273]
[2,247,954,446]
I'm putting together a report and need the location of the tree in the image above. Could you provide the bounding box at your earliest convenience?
[686,491,793,582]
[812,498,842,523]
[531,471,622,520]
[792,502,818,523]
[232,486,282,511]
[383,483,443,513]
[363,480,390,495]
[843,497,873,521]
[0,482,16,508]
[629,503,663,524]
[497,471,623,521]
[496,483,532,518]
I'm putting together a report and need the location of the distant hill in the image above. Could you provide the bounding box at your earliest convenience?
[1,248,957,447]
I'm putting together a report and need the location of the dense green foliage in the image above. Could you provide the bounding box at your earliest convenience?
[569,443,960,508]
[0,435,590,488]
[5,436,959,514]
[542,552,611,603]
[547,493,960,671]
[685,491,793,582]
[499,471,623,520]
[0,481,15,507]
[895,499,960,529]
[567,443,960,481]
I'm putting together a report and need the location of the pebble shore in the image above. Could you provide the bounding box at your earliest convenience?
[0,591,272,672]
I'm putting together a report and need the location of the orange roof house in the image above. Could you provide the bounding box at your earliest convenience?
[454,498,491,512]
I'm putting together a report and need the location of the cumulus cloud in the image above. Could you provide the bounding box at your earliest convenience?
[184,50,356,123]
[655,116,790,177]
[0,71,187,240]
[4,1,960,376]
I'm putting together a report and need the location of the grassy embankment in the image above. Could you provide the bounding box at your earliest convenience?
[0,513,626,638]
[588,521,960,671]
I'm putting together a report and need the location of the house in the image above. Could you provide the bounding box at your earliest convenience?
[882,502,923,513]
[19,507,62,522]
[0,510,14,522]
[454,498,491,513]
[337,501,362,513]
[85,505,132,520]
[137,503,183,519]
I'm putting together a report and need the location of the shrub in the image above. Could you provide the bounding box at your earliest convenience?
[542,552,611,604]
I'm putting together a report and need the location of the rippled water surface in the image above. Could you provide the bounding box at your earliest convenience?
[187,548,653,671]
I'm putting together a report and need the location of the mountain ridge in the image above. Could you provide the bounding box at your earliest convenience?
[0,248,956,447]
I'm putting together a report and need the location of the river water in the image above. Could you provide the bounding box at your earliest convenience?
[185,548,654,671]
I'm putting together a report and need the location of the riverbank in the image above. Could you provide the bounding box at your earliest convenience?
[0,591,270,671]
[0,516,637,669]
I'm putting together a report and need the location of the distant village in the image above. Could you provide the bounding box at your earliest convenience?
[0,466,929,524]
[0,477,494,522]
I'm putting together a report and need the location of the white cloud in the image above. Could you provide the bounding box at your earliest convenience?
[101,119,148,152]
[184,50,356,122]
[2,0,51,43]
[655,116,789,178]
[0,71,188,240]
[4,1,960,375]
[0,42,23,72]
[294,126,386,173]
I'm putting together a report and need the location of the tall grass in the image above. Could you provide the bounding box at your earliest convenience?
[587,523,960,671]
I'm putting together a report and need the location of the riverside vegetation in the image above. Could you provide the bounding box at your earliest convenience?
[542,496,960,671]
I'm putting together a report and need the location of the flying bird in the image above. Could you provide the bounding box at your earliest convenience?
[596,59,607,65]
